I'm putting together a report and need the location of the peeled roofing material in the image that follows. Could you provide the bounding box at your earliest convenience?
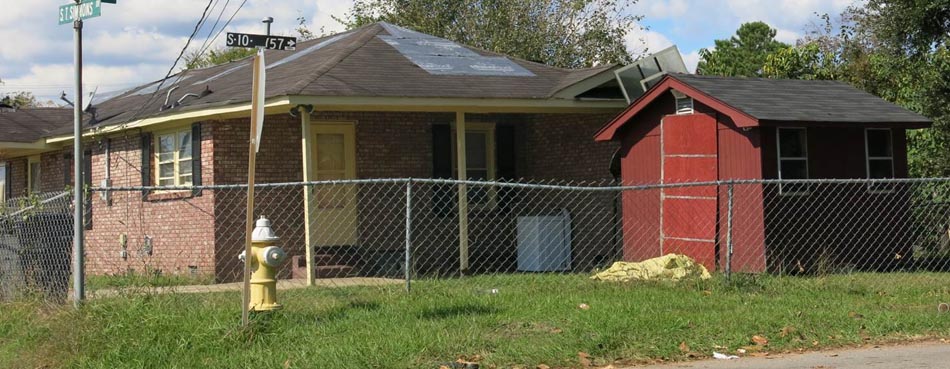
[378,22,534,77]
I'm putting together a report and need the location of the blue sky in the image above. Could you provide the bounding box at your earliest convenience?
[0,0,859,104]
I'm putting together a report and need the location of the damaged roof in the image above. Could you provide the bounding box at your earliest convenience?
[53,22,618,136]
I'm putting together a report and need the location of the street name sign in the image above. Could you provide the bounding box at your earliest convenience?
[226,33,297,51]
[59,0,102,25]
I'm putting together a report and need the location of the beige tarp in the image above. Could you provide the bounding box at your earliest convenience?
[591,254,712,282]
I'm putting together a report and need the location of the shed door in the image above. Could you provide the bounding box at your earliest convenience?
[310,123,357,247]
[661,113,718,269]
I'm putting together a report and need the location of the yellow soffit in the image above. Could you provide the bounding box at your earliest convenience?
[45,97,294,144]
[44,95,626,144]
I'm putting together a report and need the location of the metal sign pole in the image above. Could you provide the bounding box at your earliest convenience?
[71,0,85,307]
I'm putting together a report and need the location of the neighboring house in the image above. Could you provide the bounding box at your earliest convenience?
[594,73,933,273]
[0,23,631,281]
[0,106,78,202]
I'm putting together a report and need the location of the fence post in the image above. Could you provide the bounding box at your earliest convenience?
[726,183,734,279]
[405,179,412,293]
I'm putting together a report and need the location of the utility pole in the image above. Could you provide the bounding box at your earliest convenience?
[71,0,85,307]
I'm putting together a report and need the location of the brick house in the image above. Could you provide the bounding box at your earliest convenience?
[0,23,631,282]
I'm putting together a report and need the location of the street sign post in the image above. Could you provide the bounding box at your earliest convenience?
[59,0,116,308]
[59,0,101,25]
[226,32,297,50]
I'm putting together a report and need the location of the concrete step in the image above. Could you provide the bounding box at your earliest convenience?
[315,265,354,279]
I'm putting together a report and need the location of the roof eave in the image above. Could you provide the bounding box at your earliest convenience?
[594,75,760,142]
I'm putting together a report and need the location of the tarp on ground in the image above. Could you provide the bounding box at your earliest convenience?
[591,254,712,282]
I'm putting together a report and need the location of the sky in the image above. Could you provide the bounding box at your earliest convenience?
[0,0,859,105]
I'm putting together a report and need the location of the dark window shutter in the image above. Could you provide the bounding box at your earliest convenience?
[83,150,92,230]
[191,123,202,196]
[141,132,152,197]
[431,124,453,216]
[495,125,517,211]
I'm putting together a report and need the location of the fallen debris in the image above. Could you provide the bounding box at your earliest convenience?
[591,254,712,282]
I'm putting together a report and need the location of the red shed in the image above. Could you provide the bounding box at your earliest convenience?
[595,74,932,273]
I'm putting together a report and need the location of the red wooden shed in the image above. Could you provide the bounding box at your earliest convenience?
[595,74,932,273]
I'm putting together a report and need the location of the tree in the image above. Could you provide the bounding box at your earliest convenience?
[0,91,40,109]
[339,0,642,69]
[763,2,950,177]
[696,22,790,77]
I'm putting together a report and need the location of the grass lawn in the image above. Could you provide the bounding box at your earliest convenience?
[1,273,949,369]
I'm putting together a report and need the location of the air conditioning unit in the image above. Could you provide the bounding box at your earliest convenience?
[516,209,572,272]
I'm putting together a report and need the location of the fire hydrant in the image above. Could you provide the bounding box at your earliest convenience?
[240,216,287,311]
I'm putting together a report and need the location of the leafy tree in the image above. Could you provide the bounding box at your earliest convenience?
[0,91,40,109]
[696,22,790,77]
[764,2,950,177]
[339,0,642,69]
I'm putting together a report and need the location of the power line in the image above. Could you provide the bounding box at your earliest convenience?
[195,0,249,59]
[128,0,216,121]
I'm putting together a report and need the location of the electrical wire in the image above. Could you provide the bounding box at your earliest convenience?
[127,0,216,122]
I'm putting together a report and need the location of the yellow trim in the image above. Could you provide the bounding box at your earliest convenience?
[45,97,294,144]
[153,127,194,187]
[43,94,625,145]
[0,162,7,202]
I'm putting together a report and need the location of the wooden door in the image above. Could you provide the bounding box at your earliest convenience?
[311,123,357,247]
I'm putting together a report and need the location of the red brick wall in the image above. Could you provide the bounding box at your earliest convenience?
[82,127,217,278]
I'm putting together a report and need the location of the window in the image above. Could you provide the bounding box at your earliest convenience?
[865,128,894,192]
[777,128,808,195]
[0,163,6,202]
[28,156,41,194]
[452,123,496,206]
[155,128,193,187]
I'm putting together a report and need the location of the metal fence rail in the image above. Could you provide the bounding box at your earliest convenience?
[2,178,950,305]
[0,192,73,302]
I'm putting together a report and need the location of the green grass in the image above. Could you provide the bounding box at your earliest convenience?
[2,273,949,369]
[86,271,214,290]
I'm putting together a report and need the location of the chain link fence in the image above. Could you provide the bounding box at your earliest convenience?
[2,178,950,309]
[0,191,73,302]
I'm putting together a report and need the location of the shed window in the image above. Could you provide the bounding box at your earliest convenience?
[155,128,193,187]
[777,128,808,195]
[865,128,894,192]
[28,156,41,194]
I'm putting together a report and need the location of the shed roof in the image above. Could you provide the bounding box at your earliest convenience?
[48,22,619,138]
[0,107,74,143]
[595,74,933,141]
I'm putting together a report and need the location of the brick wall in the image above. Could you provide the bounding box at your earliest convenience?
[83,127,217,278]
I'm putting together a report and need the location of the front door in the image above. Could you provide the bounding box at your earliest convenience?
[310,123,357,247]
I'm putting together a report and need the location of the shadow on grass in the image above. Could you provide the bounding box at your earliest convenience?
[417,303,499,320]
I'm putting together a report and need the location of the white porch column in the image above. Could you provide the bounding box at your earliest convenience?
[300,111,315,286]
[456,111,470,274]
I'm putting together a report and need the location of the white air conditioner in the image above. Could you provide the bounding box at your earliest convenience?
[517,209,572,272]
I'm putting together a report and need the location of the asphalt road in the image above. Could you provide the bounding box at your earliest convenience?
[631,341,950,369]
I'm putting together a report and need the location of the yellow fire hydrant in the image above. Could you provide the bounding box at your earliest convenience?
[241,216,287,311]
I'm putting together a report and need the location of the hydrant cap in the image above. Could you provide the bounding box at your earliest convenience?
[252,216,280,242]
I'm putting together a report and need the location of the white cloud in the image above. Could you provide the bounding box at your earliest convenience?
[682,50,701,73]
[643,0,689,19]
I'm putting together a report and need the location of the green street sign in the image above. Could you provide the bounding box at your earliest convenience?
[59,0,102,25]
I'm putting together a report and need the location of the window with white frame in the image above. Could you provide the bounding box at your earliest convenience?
[28,156,41,194]
[865,128,894,192]
[155,128,193,187]
[452,123,496,205]
[777,127,809,195]
[0,163,6,202]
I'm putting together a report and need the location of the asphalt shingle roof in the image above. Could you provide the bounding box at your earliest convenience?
[670,74,932,124]
[49,22,616,137]
[0,107,74,143]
